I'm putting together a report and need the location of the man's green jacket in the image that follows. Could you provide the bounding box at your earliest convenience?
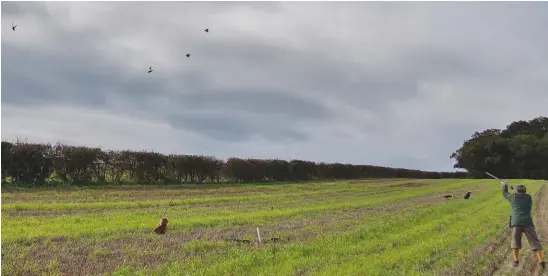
[503,185,534,227]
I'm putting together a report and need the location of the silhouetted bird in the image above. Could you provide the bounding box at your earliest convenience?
[12,21,17,31]
[147,66,153,73]
[204,28,209,32]
[464,192,472,200]
[186,53,191,58]
[443,195,453,199]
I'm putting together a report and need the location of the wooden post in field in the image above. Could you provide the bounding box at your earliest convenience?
[256,227,262,243]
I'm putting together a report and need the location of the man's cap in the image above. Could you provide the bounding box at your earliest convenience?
[516,184,526,193]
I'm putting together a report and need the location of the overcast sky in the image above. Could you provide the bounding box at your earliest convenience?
[2,2,548,171]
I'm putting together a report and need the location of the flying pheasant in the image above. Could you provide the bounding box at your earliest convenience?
[147,66,153,73]
[12,21,17,31]
[204,28,209,32]
[186,54,191,58]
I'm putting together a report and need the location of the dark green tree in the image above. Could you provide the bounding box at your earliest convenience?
[451,116,548,179]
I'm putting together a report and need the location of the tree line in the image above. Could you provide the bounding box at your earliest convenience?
[3,116,546,186]
[1,140,468,186]
[450,116,548,180]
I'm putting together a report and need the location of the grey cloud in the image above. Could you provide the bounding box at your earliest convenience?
[175,39,422,112]
[2,1,548,171]
[307,73,418,111]
[167,111,307,143]
[3,36,332,143]
[381,124,479,171]
[2,1,428,116]
[1,44,165,109]
[401,49,502,81]
[171,90,331,120]
[163,89,329,142]
[1,1,49,17]
[117,1,284,15]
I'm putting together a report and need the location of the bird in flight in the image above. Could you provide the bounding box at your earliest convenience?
[186,54,191,58]
[12,21,17,31]
[147,66,153,73]
[204,28,209,33]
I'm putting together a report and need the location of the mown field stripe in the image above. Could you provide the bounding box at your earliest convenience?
[1,179,475,211]
[1,180,479,242]
[1,179,417,203]
[0,185,411,212]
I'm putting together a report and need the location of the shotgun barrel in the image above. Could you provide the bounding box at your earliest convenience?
[485,172,514,190]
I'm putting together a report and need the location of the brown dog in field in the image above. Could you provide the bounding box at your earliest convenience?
[153,217,169,235]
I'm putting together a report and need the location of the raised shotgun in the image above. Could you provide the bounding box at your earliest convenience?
[485,172,514,190]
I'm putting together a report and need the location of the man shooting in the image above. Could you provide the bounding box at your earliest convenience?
[502,183,545,269]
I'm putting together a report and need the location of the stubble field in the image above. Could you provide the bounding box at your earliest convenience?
[1,178,546,276]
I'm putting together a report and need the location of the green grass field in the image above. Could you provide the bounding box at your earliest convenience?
[1,178,545,276]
